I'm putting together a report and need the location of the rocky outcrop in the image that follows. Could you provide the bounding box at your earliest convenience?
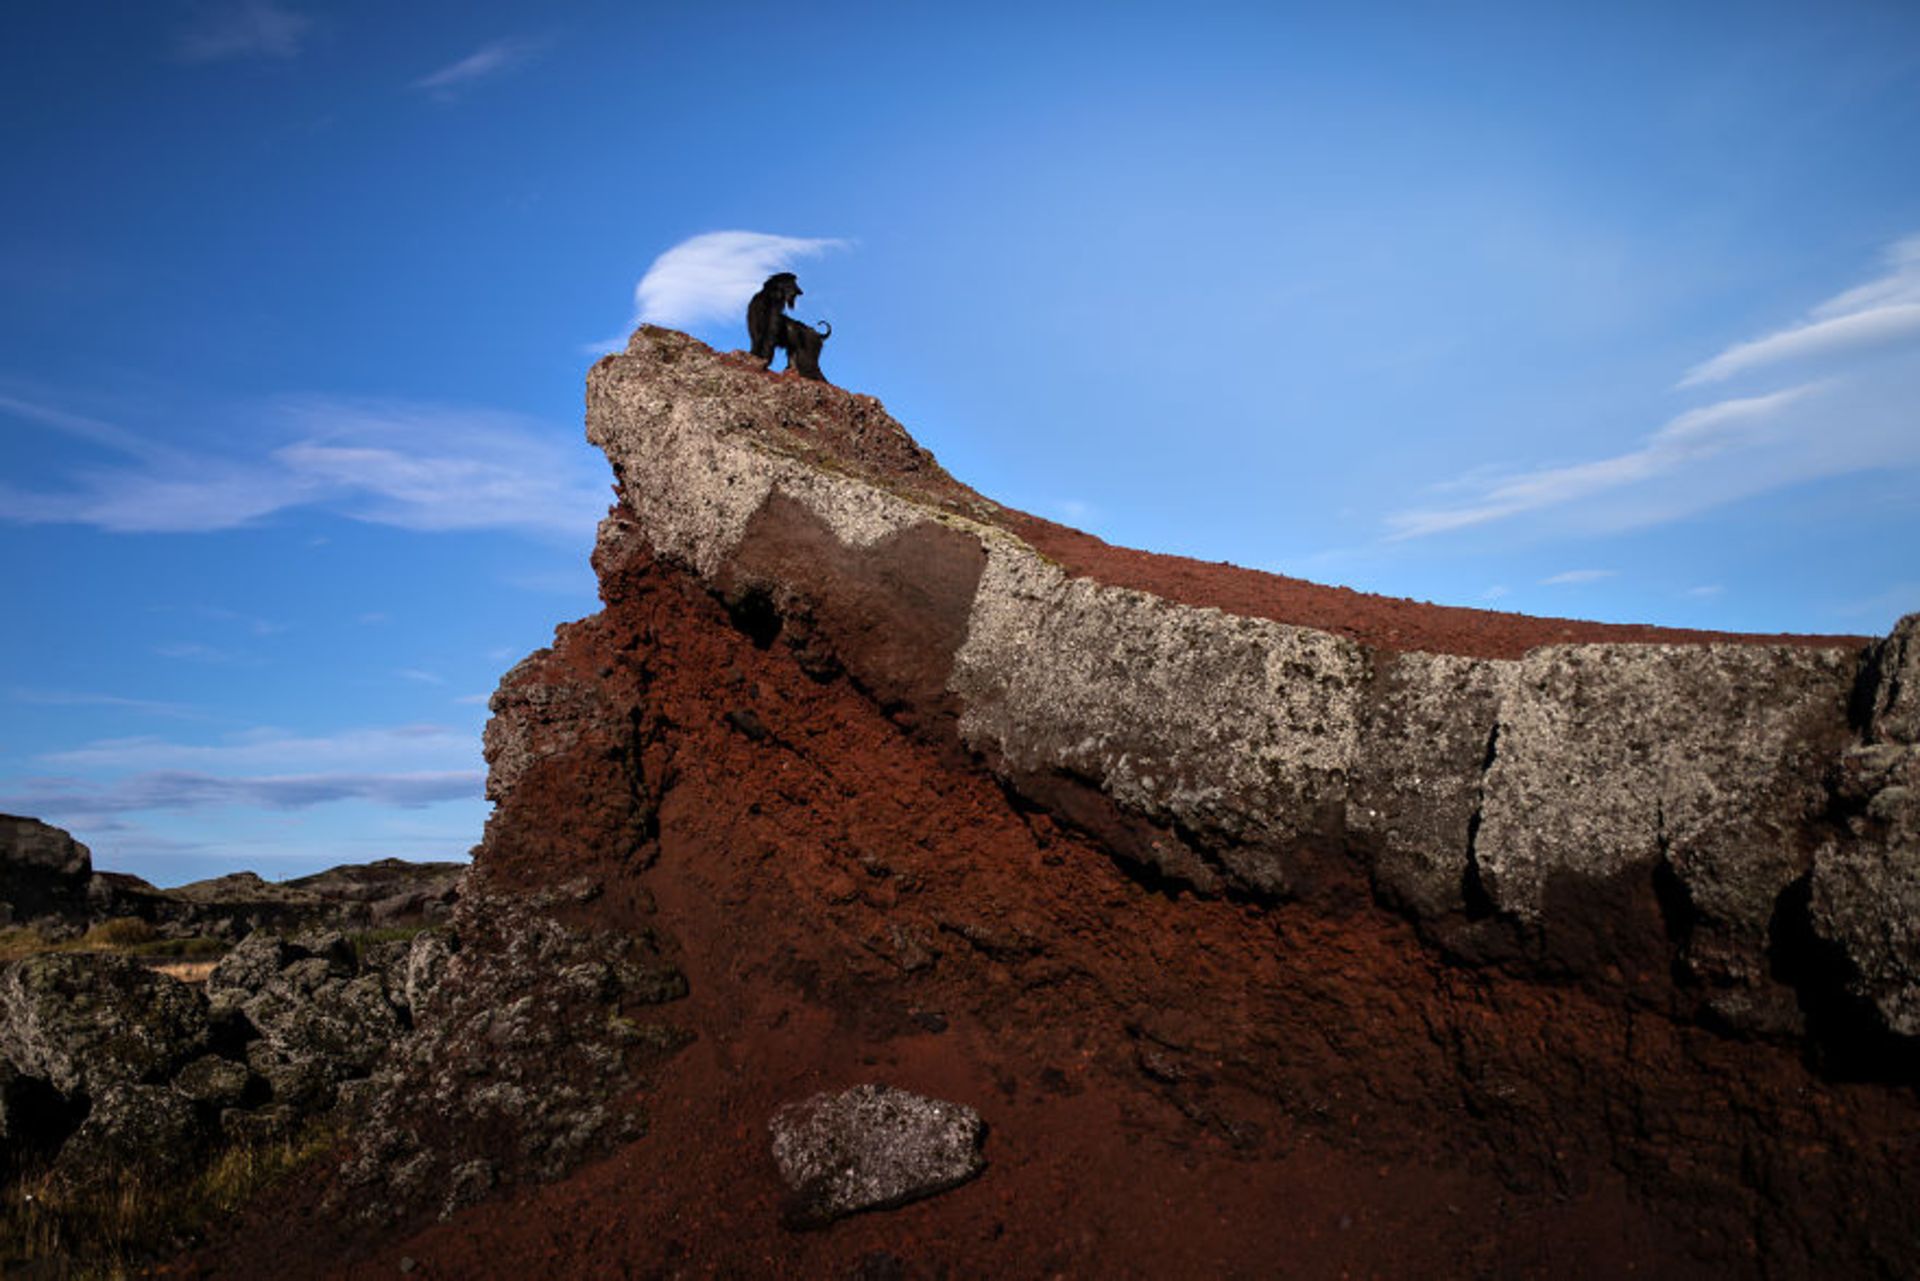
[189,330,1920,1279]
[1807,616,1920,1035]
[0,824,463,941]
[0,815,93,926]
[0,930,430,1196]
[587,327,1903,1036]
[333,884,688,1225]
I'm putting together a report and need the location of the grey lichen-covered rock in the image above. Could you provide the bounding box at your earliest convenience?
[1863,614,1920,745]
[768,1084,985,1228]
[53,1083,202,1186]
[205,930,298,1010]
[171,1053,254,1109]
[403,928,454,1016]
[1348,651,1504,916]
[208,929,401,1086]
[0,952,208,1095]
[1810,743,1920,1033]
[952,557,1366,896]
[333,891,688,1226]
[1475,643,1854,938]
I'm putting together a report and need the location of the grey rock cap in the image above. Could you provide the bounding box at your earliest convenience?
[769,1083,985,1228]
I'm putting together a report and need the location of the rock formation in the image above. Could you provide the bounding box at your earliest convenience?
[0,815,463,940]
[182,328,1918,1278]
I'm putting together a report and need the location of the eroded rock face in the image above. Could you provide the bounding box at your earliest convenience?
[769,1085,985,1228]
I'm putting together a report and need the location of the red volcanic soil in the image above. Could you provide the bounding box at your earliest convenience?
[998,511,1868,660]
[189,532,1903,1280]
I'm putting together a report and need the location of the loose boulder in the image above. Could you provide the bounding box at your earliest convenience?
[0,952,208,1095]
[53,1083,202,1188]
[768,1084,985,1228]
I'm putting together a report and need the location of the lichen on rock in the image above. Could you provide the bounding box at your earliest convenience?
[769,1084,985,1228]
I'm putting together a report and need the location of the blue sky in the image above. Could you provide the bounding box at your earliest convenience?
[3,1,1917,885]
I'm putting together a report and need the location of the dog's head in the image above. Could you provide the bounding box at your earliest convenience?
[762,272,802,308]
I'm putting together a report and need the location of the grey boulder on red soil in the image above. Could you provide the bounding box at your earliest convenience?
[769,1084,986,1228]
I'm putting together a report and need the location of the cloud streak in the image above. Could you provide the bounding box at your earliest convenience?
[0,394,606,539]
[8,688,204,720]
[7,723,484,821]
[3,770,480,818]
[411,38,538,100]
[176,1,312,63]
[1683,235,1920,386]
[41,724,477,774]
[1390,232,1920,541]
[1387,385,1823,539]
[595,231,848,351]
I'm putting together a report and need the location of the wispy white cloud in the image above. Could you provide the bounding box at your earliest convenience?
[411,38,538,100]
[1682,303,1920,387]
[8,688,204,720]
[7,723,484,823]
[1389,233,1920,543]
[0,394,606,539]
[153,642,252,665]
[41,724,475,774]
[176,1,312,63]
[1682,235,1920,386]
[4,770,479,817]
[396,668,446,686]
[595,230,848,351]
[1387,385,1824,538]
[1685,584,1726,599]
[1540,569,1617,585]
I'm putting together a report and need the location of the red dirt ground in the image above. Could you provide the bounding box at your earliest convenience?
[998,510,1869,660]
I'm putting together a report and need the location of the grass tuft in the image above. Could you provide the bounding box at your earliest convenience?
[0,1121,340,1276]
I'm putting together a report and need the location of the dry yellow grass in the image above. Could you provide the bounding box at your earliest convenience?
[149,958,220,984]
[0,1121,340,1275]
[0,918,227,965]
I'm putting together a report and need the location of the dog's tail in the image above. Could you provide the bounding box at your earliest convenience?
[814,320,832,338]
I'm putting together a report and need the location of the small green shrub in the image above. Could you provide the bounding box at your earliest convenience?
[347,923,429,963]
[128,935,228,960]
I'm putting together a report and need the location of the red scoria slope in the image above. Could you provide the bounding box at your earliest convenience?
[188,339,1916,1280]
